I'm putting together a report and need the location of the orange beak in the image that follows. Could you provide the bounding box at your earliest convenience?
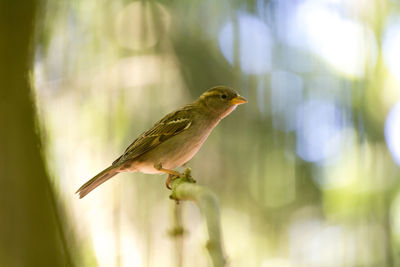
[231,95,248,105]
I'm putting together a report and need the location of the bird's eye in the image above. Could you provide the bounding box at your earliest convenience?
[221,94,227,99]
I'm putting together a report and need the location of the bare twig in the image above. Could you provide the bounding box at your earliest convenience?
[169,168,227,267]
[169,202,184,267]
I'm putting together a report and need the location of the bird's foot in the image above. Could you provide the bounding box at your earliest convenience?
[158,165,197,191]
[154,163,181,176]
[154,163,182,189]
[168,168,197,201]
[165,174,180,190]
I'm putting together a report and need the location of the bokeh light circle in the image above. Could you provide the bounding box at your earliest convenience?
[286,0,377,78]
[296,99,344,163]
[383,17,400,82]
[385,102,400,166]
[115,2,170,50]
[218,13,272,75]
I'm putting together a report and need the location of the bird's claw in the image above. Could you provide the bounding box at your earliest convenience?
[165,167,196,190]
[166,174,180,190]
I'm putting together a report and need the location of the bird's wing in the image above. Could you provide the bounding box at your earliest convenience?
[112,108,193,165]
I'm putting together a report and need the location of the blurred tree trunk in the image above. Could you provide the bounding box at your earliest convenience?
[0,1,72,266]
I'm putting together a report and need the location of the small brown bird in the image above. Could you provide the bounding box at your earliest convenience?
[76,86,247,198]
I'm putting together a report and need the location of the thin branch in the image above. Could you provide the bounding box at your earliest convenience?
[169,202,184,267]
[169,168,227,267]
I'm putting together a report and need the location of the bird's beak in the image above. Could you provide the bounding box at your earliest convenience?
[231,95,248,105]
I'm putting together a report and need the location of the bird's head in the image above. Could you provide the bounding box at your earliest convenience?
[198,86,247,118]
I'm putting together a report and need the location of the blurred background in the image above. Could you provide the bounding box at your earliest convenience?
[4,0,400,266]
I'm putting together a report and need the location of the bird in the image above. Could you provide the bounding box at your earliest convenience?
[76,86,247,198]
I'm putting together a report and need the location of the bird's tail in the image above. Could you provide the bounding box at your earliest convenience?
[76,165,119,198]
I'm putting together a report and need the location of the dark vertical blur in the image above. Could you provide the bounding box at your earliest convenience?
[0,1,73,266]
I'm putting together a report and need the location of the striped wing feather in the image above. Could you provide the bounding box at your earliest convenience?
[113,109,192,165]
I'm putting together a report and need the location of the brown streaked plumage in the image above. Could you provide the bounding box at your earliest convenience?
[76,86,247,198]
